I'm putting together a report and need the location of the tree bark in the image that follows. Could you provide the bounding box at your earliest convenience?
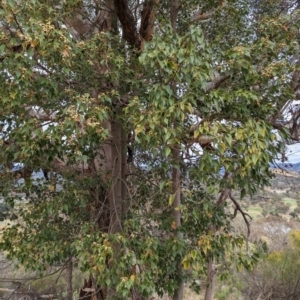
[113,0,141,48]
[109,109,125,234]
[105,108,128,299]
[170,2,182,296]
[170,3,182,295]
[170,0,179,32]
[172,148,181,229]
[172,147,184,300]
[204,259,216,300]
[65,258,73,300]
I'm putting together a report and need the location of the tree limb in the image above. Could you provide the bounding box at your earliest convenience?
[191,2,226,23]
[170,0,179,31]
[113,0,141,48]
[205,73,230,93]
[25,107,57,122]
[229,191,252,239]
[139,0,158,42]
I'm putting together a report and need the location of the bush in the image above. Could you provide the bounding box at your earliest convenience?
[289,212,298,219]
[216,285,241,300]
[275,203,289,214]
[240,230,300,299]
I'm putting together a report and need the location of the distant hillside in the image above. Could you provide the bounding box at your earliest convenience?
[271,162,300,173]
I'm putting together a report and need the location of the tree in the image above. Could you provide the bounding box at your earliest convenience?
[0,0,299,299]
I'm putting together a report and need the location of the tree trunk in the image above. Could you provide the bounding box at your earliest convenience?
[170,0,182,290]
[172,147,184,300]
[65,258,73,300]
[106,108,129,299]
[204,259,216,300]
[108,107,127,234]
[109,117,122,234]
[170,0,179,31]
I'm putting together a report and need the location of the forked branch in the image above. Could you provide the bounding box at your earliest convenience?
[229,191,252,239]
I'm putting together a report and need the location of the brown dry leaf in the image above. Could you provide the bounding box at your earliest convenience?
[30,40,38,48]
[171,221,176,229]
[62,48,70,58]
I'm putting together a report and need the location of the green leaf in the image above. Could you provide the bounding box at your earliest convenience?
[165,146,171,157]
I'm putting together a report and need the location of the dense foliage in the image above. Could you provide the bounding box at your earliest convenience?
[0,0,300,299]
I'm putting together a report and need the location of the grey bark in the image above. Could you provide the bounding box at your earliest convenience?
[172,147,184,300]
[204,259,216,300]
[65,258,73,300]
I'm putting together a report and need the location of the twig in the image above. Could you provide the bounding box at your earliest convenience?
[0,278,37,282]
[6,282,20,300]
[229,191,252,250]
[26,266,66,285]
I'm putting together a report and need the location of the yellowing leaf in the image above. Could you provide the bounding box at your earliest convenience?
[135,125,143,135]
[237,261,243,272]
[168,194,175,206]
[182,259,190,270]
[130,275,136,282]
[171,61,178,70]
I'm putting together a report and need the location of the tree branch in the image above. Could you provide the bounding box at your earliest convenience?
[25,106,57,122]
[113,0,141,48]
[291,59,300,91]
[139,0,158,42]
[205,73,230,93]
[229,191,252,239]
[170,0,179,31]
[191,2,226,23]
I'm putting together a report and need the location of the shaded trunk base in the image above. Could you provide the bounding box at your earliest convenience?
[65,258,73,300]
[172,281,184,300]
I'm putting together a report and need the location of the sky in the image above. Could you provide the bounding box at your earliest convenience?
[284,143,300,164]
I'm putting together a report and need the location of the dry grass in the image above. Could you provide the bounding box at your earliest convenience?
[271,168,300,177]
[156,289,201,300]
